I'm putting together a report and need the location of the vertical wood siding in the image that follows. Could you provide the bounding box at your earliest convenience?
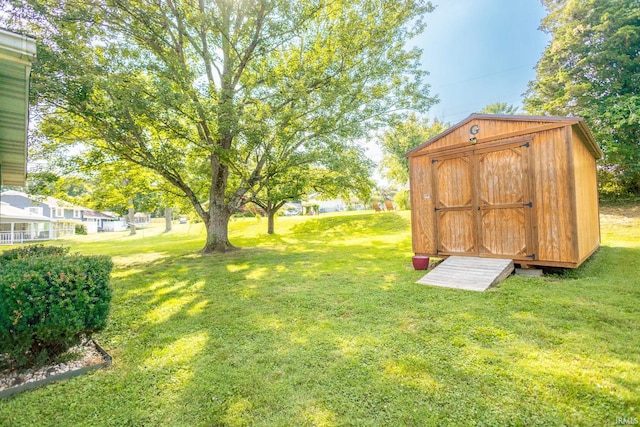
[572,128,601,261]
[409,155,435,254]
[532,127,575,263]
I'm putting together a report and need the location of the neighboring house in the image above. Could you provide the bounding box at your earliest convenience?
[133,212,151,225]
[0,29,36,188]
[84,209,127,232]
[303,193,346,214]
[0,201,52,245]
[1,190,77,239]
[44,197,126,232]
[0,191,127,240]
[0,29,38,245]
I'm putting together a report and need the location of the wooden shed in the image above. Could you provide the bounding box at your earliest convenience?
[406,114,602,268]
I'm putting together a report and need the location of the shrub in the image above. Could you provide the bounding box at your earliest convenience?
[0,250,113,368]
[0,244,69,262]
[75,224,88,235]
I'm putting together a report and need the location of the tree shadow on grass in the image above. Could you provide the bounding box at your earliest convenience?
[2,230,638,425]
[95,243,638,424]
[85,236,416,424]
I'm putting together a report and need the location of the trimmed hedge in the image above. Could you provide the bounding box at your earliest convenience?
[0,246,113,368]
[0,244,69,262]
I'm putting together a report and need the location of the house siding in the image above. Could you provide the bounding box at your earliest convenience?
[0,194,52,217]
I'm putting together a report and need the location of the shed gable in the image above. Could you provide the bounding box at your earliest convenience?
[406,114,601,159]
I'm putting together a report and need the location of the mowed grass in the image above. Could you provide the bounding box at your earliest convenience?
[1,209,639,426]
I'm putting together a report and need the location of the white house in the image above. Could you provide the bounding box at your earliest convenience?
[84,209,127,232]
[0,191,77,239]
[0,202,53,245]
[0,191,127,240]
[303,193,346,214]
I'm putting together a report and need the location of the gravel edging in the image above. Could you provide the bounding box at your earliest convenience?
[0,340,111,399]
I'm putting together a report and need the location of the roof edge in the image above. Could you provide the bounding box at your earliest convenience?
[405,113,585,158]
[574,121,603,159]
[0,28,37,62]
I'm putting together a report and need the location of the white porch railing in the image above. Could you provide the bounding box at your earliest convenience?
[0,231,51,245]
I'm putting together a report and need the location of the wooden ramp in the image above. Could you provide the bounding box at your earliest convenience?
[417,256,514,291]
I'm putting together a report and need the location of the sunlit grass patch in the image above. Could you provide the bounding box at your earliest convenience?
[144,332,208,369]
[0,209,638,426]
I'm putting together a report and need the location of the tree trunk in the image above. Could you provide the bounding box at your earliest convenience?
[201,148,238,252]
[267,209,275,235]
[202,204,235,253]
[165,207,172,232]
[128,206,136,236]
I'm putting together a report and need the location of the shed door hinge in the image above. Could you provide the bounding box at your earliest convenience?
[520,141,530,148]
[523,202,533,207]
[525,253,536,259]
[434,207,441,211]
[431,159,439,164]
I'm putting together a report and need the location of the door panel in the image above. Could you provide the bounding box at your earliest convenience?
[436,157,472,208]
[476,144,531,258]
[432,140,535,259]
[479,208,527,256]
[478,149,525,206]
[433,154,476,255]
[438,210,475,253]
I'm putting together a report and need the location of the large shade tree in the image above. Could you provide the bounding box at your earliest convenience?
[524,0,640,195]
[5,0,436,252]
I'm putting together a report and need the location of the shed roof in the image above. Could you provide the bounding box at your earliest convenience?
[0,28,37,187]
[405,114,602,159]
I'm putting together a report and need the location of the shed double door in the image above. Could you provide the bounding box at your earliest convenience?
[432,140,535,260]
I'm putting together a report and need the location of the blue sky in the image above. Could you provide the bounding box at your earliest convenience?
[415,0,551,124]
[366,0,551,181]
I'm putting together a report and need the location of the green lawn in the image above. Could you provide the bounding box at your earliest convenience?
[1,209,638,426]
